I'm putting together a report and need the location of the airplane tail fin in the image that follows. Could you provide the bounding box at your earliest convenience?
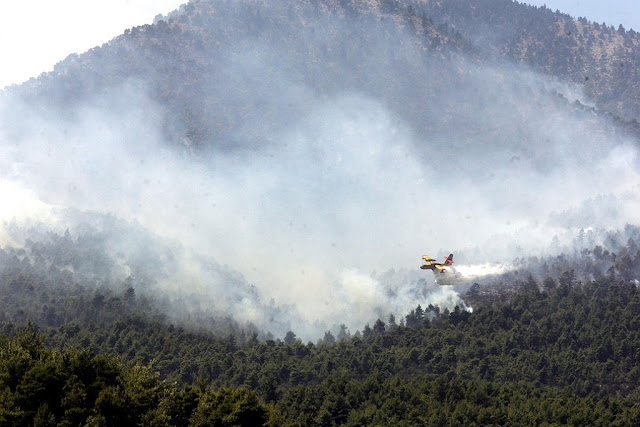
[443,253,454,266]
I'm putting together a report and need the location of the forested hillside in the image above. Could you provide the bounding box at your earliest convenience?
[3,256,640,425]
[3,225,640,425]
[0,326,282,426]
[0,214,291,338]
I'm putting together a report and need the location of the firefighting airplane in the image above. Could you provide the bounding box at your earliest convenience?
[420,253,454,273]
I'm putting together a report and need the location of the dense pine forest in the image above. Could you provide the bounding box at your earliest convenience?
[3,226,640,424]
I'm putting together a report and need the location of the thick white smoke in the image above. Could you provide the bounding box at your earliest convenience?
[1,12,639,339]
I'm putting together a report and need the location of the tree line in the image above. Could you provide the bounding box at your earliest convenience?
[3,257,640,424]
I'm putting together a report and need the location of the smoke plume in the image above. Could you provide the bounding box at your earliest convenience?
[0,7,639,339]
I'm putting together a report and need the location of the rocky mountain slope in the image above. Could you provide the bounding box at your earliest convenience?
[6,0,639,152]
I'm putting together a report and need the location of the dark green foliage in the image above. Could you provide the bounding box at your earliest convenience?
[0,324,278,426]
[5,270,640,424]
[190,388,269,427]
[4,229,640,423]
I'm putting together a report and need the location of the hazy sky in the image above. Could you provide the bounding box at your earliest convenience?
[524,0,640,30]
[0,1,637,90]
[0,0,186,89]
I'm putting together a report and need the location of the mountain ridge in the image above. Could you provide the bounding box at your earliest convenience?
[6,0,638,151]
